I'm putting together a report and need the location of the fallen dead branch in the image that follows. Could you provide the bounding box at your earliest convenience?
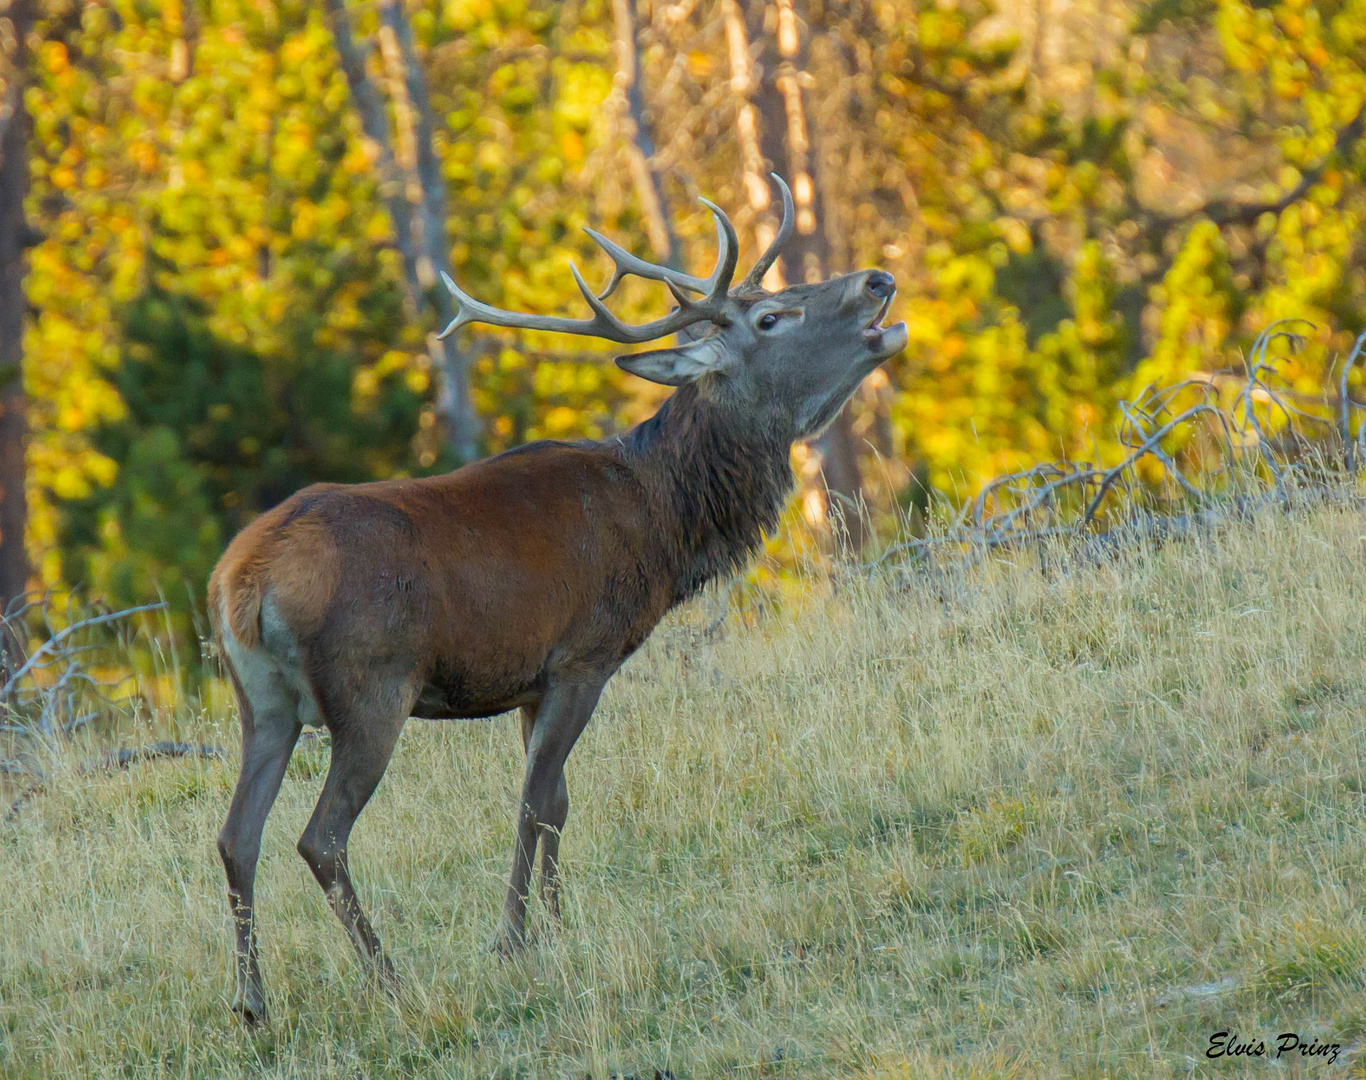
[82,741,223,772]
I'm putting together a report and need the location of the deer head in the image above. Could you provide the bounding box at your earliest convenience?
[440,176,907,441]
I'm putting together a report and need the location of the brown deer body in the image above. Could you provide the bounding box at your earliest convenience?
[209,178,906,1023]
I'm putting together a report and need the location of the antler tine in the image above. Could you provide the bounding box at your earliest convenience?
[739,174,795,291]
[567,262,725,342]
[566,262,676,344]
[699,197,740,298]
[585,228,710,300]
[586,193,740,301]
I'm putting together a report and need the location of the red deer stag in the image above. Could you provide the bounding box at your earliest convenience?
[208,176,906,1023]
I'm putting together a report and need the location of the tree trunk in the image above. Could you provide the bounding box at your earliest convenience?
[611,0,682,267]
[324,0,422,310]
[325,0,480,464]
[0,0,34,644]
[748,0,866,553]
[722,0,780,286]
[378,0,479,464]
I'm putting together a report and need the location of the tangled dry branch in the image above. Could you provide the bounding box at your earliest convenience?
[871,321,1366,578]
[0,597,167,742]
[0,599,222,813]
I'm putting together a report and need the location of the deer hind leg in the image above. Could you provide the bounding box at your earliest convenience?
[217,643,303,1026]
[518,706,571,924]
[296,684,409,988]
[494,680,603,955]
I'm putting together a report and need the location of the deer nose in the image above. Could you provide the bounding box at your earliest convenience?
[866,271,895,299]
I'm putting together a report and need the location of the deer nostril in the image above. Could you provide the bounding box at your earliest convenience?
[866,271,895,299]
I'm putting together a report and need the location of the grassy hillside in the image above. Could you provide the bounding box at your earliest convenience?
[4,506,1366,1078]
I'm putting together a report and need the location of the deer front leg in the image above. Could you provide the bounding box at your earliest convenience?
[493,680,602,955]
[518,706,571,924]
[537,772,570,921]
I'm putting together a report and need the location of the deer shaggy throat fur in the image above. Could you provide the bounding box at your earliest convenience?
[625,384,794,603]
[208,176,907,1024]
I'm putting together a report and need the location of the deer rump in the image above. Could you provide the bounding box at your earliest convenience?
[210,441,669,722]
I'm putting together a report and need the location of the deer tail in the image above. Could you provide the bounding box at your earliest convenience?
[208,542,271,652]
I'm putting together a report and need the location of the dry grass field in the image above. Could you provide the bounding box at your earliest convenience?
[5,505,1366,1077]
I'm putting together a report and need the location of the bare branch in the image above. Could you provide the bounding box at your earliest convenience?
[0,602,166,704]
[1204,106,1366,227]
[869,321,1366,581]
[1136,104,1366,236]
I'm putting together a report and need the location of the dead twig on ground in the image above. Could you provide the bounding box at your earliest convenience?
[82,741,223,772]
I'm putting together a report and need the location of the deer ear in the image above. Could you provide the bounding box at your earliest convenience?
[614,337,728,386]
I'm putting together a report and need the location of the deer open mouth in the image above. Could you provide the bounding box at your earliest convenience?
[862,296,893,339]
[861,298,908,358]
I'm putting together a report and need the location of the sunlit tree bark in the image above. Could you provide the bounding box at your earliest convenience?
[723,0,781,288]
[749,0,867,552]
[611,0,682,267]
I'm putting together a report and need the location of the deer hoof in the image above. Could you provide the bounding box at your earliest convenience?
[487,921,527,959]
[231,984,268,1026]
[373,957,403,996]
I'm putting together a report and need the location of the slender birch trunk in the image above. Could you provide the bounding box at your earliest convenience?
[377,0,479,464]
[611,0,682,267]
[723,0,781,289]
[325,0,480,464]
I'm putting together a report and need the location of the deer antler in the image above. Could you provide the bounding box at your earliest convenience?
[589,174,795,299]
[439,199,739,344]
[587,214,724,300]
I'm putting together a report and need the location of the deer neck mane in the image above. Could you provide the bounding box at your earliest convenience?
[620,382,794,603]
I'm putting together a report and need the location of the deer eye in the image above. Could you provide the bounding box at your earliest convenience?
[757,312,779,331]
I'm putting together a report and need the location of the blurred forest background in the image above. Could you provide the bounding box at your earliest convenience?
[0,0,1363,637]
